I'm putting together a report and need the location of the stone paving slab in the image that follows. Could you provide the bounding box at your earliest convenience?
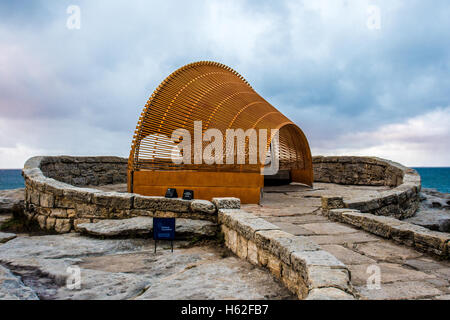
[356,281,443,300]
[269,222,314,236]
[263,215,329,224]
[301,222,359,235]
[307,232,380,245]
[254,183,450,300]
[404,258,449,271]
[348,263,436,286]
[321,245,377,265]
[354,241,423,262]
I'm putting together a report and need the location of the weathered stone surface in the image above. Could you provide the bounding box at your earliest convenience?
[54,219,72,234]
[280,263,305,298]
[63,187,96,204]
[306,266,351,292]
[291,250,346,272]
[247,240,258,265]
[134,195,191,212]
[405,208,450,233]
[413,229,449,256]
[77,217,217,239]
[0,188,24,214]
[39,193,54,208]
[228,216,280,241]
[255,230,320,264]
[222,225,238,253]
[212,197,240,210]
[92,192,134,209]
[301,222,358,235]
[308,232,380,245]
[0,265,39,300]
[77,217,153,237]
[321,245,376,265]
[45,217,56,231]
[218,209,257,226]
[306,287,355,300]
[313,156,405,188]
[276,223,316,236]
[348,263,436,286]
[328,207,449,258]
[36,215,47,229]
[236,235,248,259]
[176,219,218,238]
[354,241,422,261]
[0,233,293,300]
[50,208,68,218]
[356,281,443,300]
[0,232,16,244]
[190,200,216,214]
[321,196,345,210]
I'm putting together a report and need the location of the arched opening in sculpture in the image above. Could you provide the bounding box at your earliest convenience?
[128,61,313,204]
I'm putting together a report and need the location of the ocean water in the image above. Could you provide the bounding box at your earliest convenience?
[413,167,450,193]
[0,169,25,190]
[0,168,449,193]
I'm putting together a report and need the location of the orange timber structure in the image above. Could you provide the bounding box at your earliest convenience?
[128,61,312,204]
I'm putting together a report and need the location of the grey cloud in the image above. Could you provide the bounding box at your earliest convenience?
[0,0,449,167]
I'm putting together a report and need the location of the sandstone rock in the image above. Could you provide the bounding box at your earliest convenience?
[54,219,72,233]
[220,210,280,240]
[76,217,217,239]
[134,195,191,212]
[413,229,449,256]
[190,200,216,214]
[291,250,345,273]
[218,209,257,226]
[212,197,240,210]
[0,265,38,300]
[255,230,319,264]
[306,266,351,292]
[356,281,442,300]
[92,192,134,209]
[306,287,355,300]
[0,188,24,214]
[0,233,293,300]
[175,219,218,238]
[321,245,376,265]
[404,209,450,233]
[321,196,345,210]
[0,232,16,244]
[77,217,153,237]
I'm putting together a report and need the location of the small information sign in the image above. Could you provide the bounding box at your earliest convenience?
[153,218,175,252]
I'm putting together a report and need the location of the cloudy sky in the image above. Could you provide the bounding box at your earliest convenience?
[1,0,449,168]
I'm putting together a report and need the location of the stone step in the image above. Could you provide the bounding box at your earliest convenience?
[76,217,217,239]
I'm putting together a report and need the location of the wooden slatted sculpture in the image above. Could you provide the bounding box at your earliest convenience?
[128,61,312,204]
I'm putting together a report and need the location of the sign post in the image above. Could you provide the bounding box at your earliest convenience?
[153,218,176,253]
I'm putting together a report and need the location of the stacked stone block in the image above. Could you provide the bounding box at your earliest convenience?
[219,209,356,300]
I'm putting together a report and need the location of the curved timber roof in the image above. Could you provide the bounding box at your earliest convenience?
[129,61,313,191]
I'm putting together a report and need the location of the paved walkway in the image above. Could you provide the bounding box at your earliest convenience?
[243,184,450,300]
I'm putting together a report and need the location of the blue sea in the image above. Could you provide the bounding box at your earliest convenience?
[0,168,449,193]
[413,167,450,193]
[0,169,25,190]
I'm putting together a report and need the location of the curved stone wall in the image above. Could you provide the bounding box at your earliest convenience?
[39,156,127,186]
[313,156,405,187]
[22,156,238,234]
[22,155,358,300]
[316,156,421,219]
